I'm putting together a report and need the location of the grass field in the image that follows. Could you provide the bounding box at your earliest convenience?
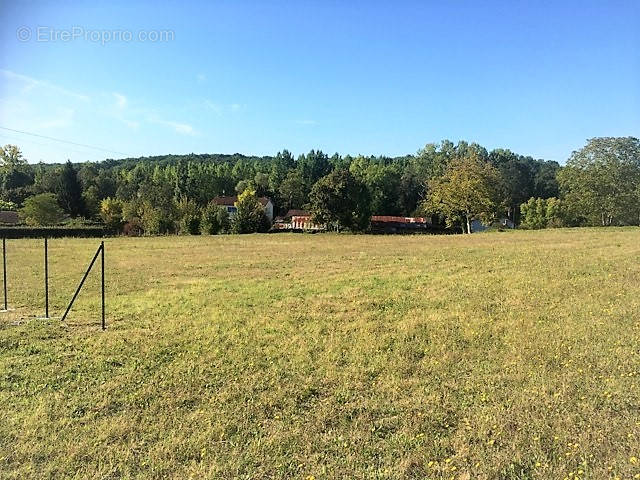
[1,229,639,479]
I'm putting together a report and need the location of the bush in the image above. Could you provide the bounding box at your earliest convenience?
[200,202,230,235]
[100,197,124,231]
[18,193,64,226]
[0,200,18,211]
[520,197,565,229]
[0,226,107,238]
[123,219,144,236]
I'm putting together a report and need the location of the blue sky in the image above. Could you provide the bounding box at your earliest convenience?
[0,0,638,164]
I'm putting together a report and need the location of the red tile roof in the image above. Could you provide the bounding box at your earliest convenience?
[285,209,309,218]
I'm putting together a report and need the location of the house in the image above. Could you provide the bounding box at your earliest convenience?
[212,196,274,222]
[0,211,19,225]
[273,210,325,231]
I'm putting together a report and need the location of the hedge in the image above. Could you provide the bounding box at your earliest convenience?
[0,226,112,239]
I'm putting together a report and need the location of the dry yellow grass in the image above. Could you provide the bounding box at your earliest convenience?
[1,228,639,479]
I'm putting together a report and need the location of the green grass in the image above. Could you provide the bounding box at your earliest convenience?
[1,229,639,479]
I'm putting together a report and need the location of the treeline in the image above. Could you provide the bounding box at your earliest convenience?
[1,137,638,234]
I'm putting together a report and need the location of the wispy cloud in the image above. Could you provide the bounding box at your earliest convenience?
[203,99,245,115]
[297,119,317,126]
[148,115,197,136]
[0,69,90,102]
[196,73,206,84]
[113,92,128,109]
[39,108,75,129]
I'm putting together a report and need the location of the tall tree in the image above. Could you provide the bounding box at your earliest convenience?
[423,154,504,234]
[232,188,269,234]
[278,170,306,213]
[0,144,34,204]
[558,137,640,226]
[309,169,371,231]
[56,161,85,217]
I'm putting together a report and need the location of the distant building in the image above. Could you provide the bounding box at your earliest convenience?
[370,215,431,233]
[273,210,325,231]
[0,211,19,225]
[212,196,274,222]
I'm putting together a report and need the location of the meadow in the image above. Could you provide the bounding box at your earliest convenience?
[0,229,639,479]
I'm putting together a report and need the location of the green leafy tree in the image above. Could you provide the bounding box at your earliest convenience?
[100,197,124,231]
[56,161,85,217]
[0,144,34,204]
[423,154,504,234]
[232,188,269,234]
[520,197,564,229]
[558,137,640,226]
[177,197,201,235]
[278,170,306,213]
[200,202,230,235]
[309,169,371,231]
[297,150,331,192]
[19,193,64,226]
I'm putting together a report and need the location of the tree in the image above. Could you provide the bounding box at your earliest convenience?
[0,144,28,168]
[56,161,85,217]
[520,197,564,229]
[278,170,306,213]
[297,150,331,191]
[232,188,269,234]
[19,193,64,226]
[100,197,124,231]
[558,137,640,226]
[177,197,201,234]
[309,169,371,231]
[200,202,230,234]
[423,154,503,234]
[0,145,34,204]
[489,149,534,222]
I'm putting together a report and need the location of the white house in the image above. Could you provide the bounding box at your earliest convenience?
[212,196,274,222]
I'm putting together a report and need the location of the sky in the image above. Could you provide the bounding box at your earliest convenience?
[0,0,638,164]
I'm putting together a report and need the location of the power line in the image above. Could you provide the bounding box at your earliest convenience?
[0,126,129,157]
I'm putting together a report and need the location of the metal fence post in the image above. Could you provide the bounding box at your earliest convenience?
[2,238,7,311]
[44,237,49,318]
[61,244,103,323]
[101,241,105,330]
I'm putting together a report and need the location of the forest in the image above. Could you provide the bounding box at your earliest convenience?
[1,136,639,234]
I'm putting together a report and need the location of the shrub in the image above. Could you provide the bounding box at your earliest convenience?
[201,202,230,235]
[0,200,18,211]
[100,197,124,231]
[123,218,144,236]
[18,193,64,226]
[520,197,565,229]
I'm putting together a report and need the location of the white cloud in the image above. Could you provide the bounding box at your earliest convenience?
[113,92,128,109]
[0,69,90,102]
[148,115,197,136]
